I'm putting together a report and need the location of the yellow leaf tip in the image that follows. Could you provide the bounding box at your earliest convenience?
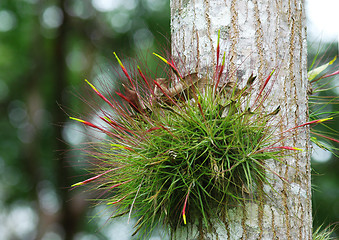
[69,117,84,123]
[71,182,84,187]
[329,56,337,65]
[113,52,123,65]
[153,52,168,63]
[318,117,333,123]
[183,214,187,225]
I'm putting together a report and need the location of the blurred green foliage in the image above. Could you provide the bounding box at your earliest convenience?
[0,0,170,239]
[308,42,339,237]
[0,0,337,239]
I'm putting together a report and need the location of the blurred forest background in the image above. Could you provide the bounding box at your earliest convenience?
[0,0,337,239]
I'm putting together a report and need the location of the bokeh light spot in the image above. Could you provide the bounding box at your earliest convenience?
[66,49,88,72]
[38,181,61,214]
[91,0,121,12]
[312,142,332,163]
[133,28,154,49]
[123,0,138,11]
[111,12,131,33]
[307,0,339,42]
[8,100,27,128]
[41,6,64,29]
[65,0,95,19]
[0,10,17,32]
[62,121,85,145]
[143,0,167,12]
[7,203,38,239]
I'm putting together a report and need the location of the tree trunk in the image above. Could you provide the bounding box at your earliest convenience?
[171,0,311,239]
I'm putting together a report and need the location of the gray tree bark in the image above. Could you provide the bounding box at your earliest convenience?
[170,0,311,239]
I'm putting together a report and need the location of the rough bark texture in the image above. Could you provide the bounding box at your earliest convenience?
[171,0,311,239]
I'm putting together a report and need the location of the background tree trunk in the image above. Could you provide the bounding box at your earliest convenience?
[171,0,311,239]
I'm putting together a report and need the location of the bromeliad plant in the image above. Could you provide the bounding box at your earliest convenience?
[69,34,337,237]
